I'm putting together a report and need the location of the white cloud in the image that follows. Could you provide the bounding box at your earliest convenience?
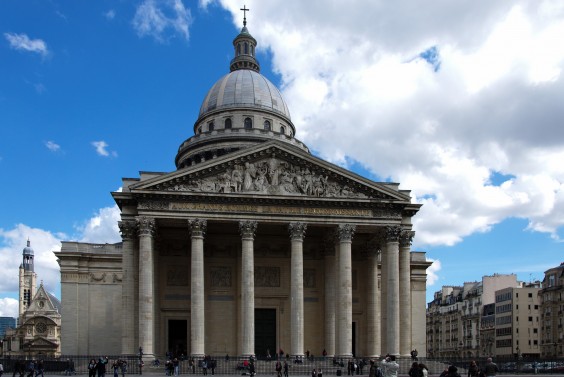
[45,141,60,152]
[215,0,564,246]
[91,140,117,157]
[4,32,48,57]
[105,9,116,20]
[132,0,192,42]
[0,206,122,313]
[0,298,18,317]
[426,259,442,286]
[77,206,122,244]
[0,224,63,300]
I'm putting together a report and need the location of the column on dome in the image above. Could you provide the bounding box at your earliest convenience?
[119,220,138,355]
[336,224,355,357]
[323,233,336,357]
[239,220,258,356]
[365,235,382,358]
[137,216,156,358]
[188,218,207,357]
[288,222,307,357]
[399,229,415,356]
[384,225,401,356]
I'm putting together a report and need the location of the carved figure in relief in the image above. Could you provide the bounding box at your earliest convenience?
[243,162,256,191]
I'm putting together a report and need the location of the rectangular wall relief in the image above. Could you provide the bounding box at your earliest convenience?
[210,266,232,288]
[255,266,280,287]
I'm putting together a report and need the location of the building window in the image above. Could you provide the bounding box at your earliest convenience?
[208,121,215,132]
[225,118,232,129]
[528,292,533,298]
[244,42,248,54]
[280,126,285,135]
[198,126,202,134]
[244,117,252,129]
[263,120,271,131]
[237,43,241,56]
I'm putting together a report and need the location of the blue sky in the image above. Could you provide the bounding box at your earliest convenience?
[1,0,563,317]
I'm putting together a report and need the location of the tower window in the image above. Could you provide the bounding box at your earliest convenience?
[208,121,215,132]
[280,126,286,135]
[244,117,253,129]
[251,45,254,56]
[263,120,271,131]
[225,118,232,129]
[244,42,248,54]
[237,43,241,56]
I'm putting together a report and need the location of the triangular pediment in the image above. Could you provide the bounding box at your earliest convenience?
[28,284,59,314]
[129,141,411,202]
[26,336,58,348]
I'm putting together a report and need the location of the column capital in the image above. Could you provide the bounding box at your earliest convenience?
[239,220,258,239]
[188,218,207,238]
[385,225,402,243]
[337,224,356,242]
[399,230,415,247]
[137,216,156,237]
[288,222,307,241]
[118,220,138,241]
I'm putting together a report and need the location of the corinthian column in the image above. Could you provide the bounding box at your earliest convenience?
[239,220,258,356]
[399,229,414,357]
[366,236,381,357]
[119,220,138,355]
[336,224,355,357]
[188,218,207,357]
[137,216,156,358]
[384,225,401,356]
[289,222,307,357]
[323,234,336,357]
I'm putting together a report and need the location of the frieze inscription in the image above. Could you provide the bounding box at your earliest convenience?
[210,267,232,288]
[255,266,280,287]
[167,266,189,286]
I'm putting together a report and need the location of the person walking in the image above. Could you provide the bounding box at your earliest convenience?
[283,361,289,377]
[381,355,399,377]
[484,358,499,377]
[467,361,479,377]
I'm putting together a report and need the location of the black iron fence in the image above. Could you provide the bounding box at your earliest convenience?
[0,356,563,375]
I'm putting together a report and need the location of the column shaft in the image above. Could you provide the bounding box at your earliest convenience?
[366,247,381,357]
[289,222,306,357]
[240,221,257,356]
[399,230,414,356]
[324,237,336,357]
[336,224,355,357]
[385,225,401,356]
[137,216,156,358]
[119,220,137,355]
[189,219,207,357]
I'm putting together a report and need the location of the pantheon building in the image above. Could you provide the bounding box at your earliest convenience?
[56,19,431,359]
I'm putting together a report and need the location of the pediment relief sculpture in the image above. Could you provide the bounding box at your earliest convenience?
[161,156,385,199]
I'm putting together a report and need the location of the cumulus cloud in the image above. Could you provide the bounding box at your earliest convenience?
[0,224,63,304]
[0,206,122,316]
[132,0,192,42]
[45,141,61,152]
[426,259,442,286]
[212,0,564,246]
[77,206,122,244]
[4,32,48,57]
[91,140,117,157]
[0,298,18,317]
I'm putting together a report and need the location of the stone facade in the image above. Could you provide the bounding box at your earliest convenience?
[56,18,432,359]
[539,262,564,357]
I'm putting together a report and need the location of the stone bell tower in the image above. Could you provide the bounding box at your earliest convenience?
[19,239,37,319]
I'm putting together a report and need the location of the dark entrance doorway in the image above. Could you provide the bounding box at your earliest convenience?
[168,320,187,358]
[352,322,356,357]
[255,308,276,359]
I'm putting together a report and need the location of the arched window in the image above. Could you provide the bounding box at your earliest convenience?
[197,126,202,134]
[237,43,241,56]
[244,117,253,129]
[251,45,254,56]
[208,121,215,132]
[280,126,285,135]
[244,42,248,54]
[263,120,271,131]
[224,118,232,129]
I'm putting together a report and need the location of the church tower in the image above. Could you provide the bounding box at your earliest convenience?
[19,239,37,318]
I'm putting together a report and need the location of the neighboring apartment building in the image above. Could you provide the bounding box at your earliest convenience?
[494,283,541,358]
[0,317,16,338]
[427,274,518,358]
[539,262,564,357]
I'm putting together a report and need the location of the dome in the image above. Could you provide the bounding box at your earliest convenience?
[198,70,291,122]
[23,239,34,255]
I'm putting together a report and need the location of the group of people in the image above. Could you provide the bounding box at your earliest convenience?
[274,360,289,377]
[9,360,44,377]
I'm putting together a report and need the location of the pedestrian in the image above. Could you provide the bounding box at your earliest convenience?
[381,355,399,377]
[88,359,97,377]
[173,358,179,376]
[419,364,428,377]
[34,360,44,377]
[409,362,422,377]
[120,360,128,377]
[0,361,4,377]
[112,361,119,377]
[311,368,317,377]
[447,366,461,377]
[283,361,289,377]
[318,368,323,377]
[484,358,499,377]
[468,361,479,377]
[26,360,34,377]
[97,357,108,377]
